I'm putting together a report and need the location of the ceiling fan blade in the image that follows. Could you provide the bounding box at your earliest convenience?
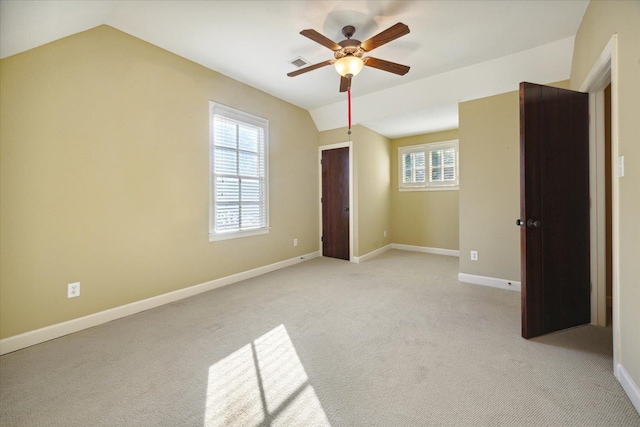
[300,29,341,51]
[339,76,351,92]
[363,57,410,75]
[287,59,335,77]
[360,23,410,52]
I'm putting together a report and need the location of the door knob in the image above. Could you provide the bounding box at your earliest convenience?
[516,219,524,226]
[527,219,541,228]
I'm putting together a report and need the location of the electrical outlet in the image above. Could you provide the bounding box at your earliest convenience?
[293,238,298,247]
[470,251,478,261]
[68,282,80,298]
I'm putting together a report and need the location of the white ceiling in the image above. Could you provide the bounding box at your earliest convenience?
[0,0,589,138]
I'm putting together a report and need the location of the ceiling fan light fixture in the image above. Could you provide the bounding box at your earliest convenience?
[335,55,364,78]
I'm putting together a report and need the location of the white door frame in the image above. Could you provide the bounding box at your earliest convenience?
[580,34,619,373]
[318,142,354,261]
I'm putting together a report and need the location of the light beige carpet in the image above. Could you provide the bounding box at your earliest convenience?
[1,250,638,426]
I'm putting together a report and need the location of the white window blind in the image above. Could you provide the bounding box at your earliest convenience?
[400,148,426,187]
[210,103,269,241]
[428,144,457,186]
[399,140,458,191]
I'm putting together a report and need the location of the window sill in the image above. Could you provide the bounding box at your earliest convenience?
[398,186,459,192]
[209,227,270,242]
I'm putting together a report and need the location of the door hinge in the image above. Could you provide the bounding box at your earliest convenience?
[321,236,323,242]
[321,197,323,203]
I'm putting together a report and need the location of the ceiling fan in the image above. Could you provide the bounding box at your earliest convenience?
[287,23,410,92]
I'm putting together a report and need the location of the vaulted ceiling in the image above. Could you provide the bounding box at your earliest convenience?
[0,0,589,138]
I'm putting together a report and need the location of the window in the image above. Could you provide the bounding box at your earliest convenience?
[210,103,269,241]
[399,140,458,191]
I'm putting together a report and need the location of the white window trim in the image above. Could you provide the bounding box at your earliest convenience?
[209,102,269,241]
[398,140,459,191]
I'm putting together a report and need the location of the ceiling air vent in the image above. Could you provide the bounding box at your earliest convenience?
[290,57,310,68]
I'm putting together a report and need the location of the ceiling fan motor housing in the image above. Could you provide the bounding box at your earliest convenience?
[335,39,364,59]
[335,25,364,59]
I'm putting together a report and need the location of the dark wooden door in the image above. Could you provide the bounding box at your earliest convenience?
[322,147,349,260]
[519,82,590,339]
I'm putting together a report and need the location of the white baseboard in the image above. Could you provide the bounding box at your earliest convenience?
[352,244,460,263]
[352,245,391,263]
[617,363,640,415]
[458,273,521,292]
[392,243,460,257]
[0,251,320,355]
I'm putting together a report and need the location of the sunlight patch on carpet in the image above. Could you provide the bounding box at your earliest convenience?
[204,324,331,427]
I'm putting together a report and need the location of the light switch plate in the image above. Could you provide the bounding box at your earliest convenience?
[618,156,625,177]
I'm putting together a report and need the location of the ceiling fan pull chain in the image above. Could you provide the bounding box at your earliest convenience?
[347,88,352,136]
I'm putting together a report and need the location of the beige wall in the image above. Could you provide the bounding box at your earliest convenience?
[571,0,640,391]
[458,91,520,281]
[458,81,569,281]
[390,130,459,250]
[0,26,320,339]
[319,125,391,257]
